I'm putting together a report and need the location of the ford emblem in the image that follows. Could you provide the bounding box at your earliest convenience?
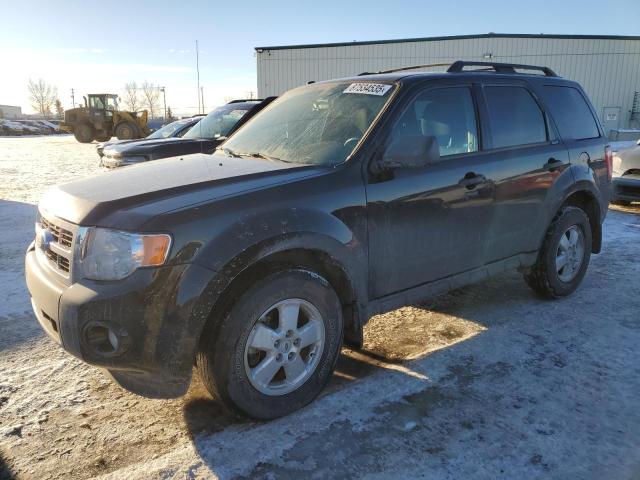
[36,229,54,251]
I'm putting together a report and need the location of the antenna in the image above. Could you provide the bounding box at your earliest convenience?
[196,40,201,114]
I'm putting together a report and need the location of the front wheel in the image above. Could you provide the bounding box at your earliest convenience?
[524,206,592,298]
[197,269,343,419]
[115,121,139,140]
[73,124,94,143]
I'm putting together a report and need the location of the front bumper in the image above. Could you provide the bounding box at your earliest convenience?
[25,243,218,398]
[612,174,640,201]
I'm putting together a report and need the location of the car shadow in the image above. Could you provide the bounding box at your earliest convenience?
[181,261,592,477]
[0,453,16,480]
[0,199,42,353]
[180,275,513,471]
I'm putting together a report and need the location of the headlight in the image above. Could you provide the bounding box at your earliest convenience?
[121,155,148,165]
[612,154,622,176]
[79,227,171,281]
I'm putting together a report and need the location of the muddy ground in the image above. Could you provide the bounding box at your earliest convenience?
[1,136,639,479]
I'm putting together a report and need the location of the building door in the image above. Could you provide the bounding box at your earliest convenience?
[602,106,621,135]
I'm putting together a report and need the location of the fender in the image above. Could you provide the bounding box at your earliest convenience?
[188,229,368,354]
[534,163,603,253]
[185,201,369,344]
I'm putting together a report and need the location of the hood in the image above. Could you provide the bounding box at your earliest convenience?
[40,153,323,229]
[100,138,140,149]
[614,145,640,174]
[105,137,196,156]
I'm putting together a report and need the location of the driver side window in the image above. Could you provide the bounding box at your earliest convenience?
[391,87,479,158]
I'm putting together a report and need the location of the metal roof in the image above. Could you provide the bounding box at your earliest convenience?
[255,33,640,52]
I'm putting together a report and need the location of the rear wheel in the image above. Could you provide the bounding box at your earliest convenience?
[524,206,592,298]
[197,269,343,419]
[115,122,139,140]
[73,124,94,143]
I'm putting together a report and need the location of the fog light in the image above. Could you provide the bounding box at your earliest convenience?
[84,323,122,355]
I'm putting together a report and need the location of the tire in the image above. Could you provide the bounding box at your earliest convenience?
[524,206,592,298]
[115,122,138,140]
[197,269,343,419]
[73,124,94,143]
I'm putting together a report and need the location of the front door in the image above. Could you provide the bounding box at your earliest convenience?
[366,84,496,299]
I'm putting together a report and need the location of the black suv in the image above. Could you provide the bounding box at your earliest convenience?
[26,62,611,419]
[100,99,275,168]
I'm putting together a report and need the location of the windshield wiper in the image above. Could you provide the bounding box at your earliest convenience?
[218,148,290,163]
[220,147,242,158]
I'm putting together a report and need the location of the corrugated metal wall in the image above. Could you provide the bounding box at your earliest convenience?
[256,36,640,129]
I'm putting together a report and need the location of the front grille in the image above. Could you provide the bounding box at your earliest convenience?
[38,213,77,279]
[45,249,71,273]
[41,217,74,248]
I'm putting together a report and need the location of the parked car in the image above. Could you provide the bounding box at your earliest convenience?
[96,116,204,159]
[26,61,611,420]
[608,129,640,155]
[611,140,640,204]
[100,99,276,168]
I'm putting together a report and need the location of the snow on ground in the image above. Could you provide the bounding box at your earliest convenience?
[1,136,640,479]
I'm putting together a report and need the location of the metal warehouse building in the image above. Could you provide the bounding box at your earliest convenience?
[255,33,640,134]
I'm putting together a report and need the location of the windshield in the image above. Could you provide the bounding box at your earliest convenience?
[147,120,194,139]
[219,81,395,165]
[183,104,253,139]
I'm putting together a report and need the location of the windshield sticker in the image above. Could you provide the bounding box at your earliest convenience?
[343,83,392,96]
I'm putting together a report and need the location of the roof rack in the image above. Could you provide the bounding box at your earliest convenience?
[358,60,558,77]
[447,61,558,76]
[226,98,264,104]
[359,62,452,75]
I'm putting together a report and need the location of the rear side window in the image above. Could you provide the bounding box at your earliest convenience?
[542,86,600,140]
[484,86,547,148]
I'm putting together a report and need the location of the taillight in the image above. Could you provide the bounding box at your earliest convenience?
[604,146,613,182]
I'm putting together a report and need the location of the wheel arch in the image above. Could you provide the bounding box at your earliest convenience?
[194,234,367,363]
[558,186,602,253]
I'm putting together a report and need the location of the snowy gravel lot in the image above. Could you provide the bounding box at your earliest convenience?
[1,136,640,479]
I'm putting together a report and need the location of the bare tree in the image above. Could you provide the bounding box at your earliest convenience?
[141,81,160,118]
[28,79,58,117]
[122,82,140,111]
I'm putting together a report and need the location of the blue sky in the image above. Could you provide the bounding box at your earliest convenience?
[1,0,638,114]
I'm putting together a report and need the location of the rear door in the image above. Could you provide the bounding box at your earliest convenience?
[475,82,570,261]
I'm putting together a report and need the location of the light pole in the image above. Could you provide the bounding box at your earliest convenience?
[160,87,167,120]
[195,40,201,115]
[200,87,204,114]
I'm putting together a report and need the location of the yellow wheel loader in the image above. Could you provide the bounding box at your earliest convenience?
[60,94,150,143]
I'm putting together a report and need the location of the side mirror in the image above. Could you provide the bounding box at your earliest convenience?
[381,135,440,169]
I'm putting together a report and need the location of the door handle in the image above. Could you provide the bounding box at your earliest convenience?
[543,158,564,172]
[458,172,487,190]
